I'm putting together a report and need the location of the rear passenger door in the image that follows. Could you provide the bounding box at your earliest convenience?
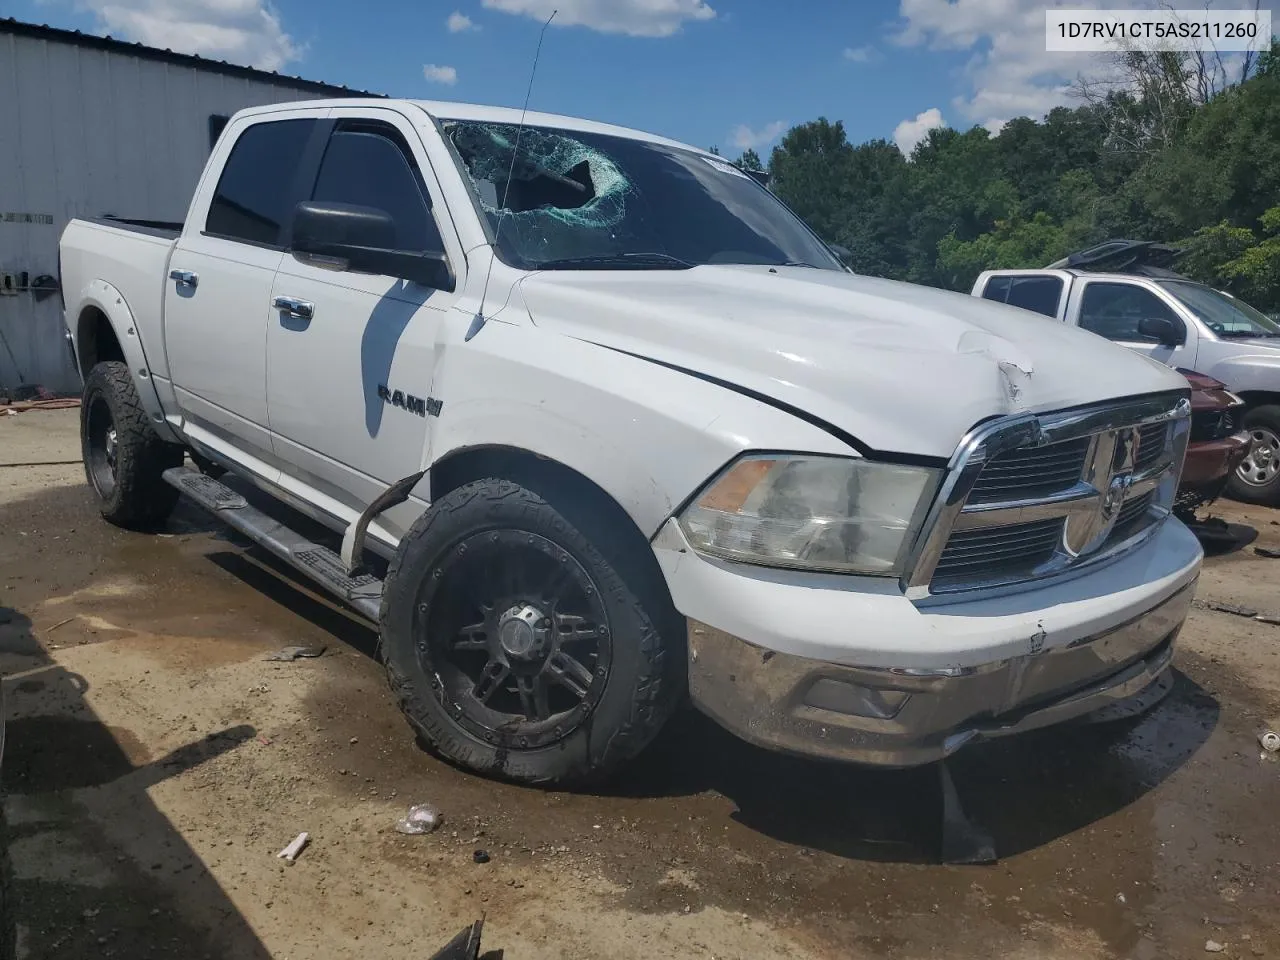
[165,110,326,468]
[265,107,465,538]
[979,274,1066,319]
[1068,279,1196,369]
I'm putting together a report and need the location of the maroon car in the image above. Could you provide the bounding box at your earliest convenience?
[1176,368,1251,522]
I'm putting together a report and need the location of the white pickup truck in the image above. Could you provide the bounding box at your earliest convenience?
[974,241,1280,505]
[59,98,1202,784]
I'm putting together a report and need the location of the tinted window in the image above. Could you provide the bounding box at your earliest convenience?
[1005,277,1062,317]
[310,128,440,252]
[981,275,1062,318]
[982,276,1012,303]
[206,119,315,246]
[1078,282,1181,342]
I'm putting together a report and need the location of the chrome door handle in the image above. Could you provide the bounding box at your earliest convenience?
[272,296,314,321]
[169,269,198,287]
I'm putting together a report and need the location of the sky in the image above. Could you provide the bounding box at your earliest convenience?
[10,0,1278,156]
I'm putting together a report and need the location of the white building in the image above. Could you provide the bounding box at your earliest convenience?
[0,18,379,394]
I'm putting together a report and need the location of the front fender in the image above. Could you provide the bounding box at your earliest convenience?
[426,321,853,539]
[1204,351,1280,395]
[74,280,180,443]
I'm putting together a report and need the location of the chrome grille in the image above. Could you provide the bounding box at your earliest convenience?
[967,437,1090,504]
[905,392,1191,597]
[932,518,1064,589]
[1135,423,1167,472]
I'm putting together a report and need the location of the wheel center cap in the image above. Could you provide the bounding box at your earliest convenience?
[497,604,548,659]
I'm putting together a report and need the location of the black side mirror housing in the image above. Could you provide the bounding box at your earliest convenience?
[1138,315,1185,346]
[291,201,455,292]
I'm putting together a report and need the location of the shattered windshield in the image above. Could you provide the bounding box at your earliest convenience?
[440,119,842,271]
[1158,280,1280,338]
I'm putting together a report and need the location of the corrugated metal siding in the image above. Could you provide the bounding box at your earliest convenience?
[0,32,343,392]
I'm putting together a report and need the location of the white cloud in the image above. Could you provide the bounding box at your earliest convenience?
[730,120,787,150]
[447,10,477,31]
[893,106,945,154]
[892,0,1122,126]
[842,44,876,63]
[481,0,715,37]
[423,63,458,85]
[80,0,301,70]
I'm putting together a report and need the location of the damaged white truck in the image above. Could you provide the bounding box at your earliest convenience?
[59,99,1203,784]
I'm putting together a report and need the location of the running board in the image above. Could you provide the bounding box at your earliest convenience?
[163,466,382,621]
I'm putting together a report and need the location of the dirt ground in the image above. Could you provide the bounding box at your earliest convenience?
[2,408,1278,960]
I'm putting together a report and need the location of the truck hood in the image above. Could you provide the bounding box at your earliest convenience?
[517,265,1188,458]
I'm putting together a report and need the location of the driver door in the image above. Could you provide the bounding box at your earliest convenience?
[1069,279,1197,370]
[265,108,465,538]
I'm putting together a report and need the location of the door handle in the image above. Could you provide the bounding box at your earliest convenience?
[169,269,198,288]
[273,296,314,321]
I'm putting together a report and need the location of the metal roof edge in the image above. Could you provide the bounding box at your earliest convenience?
[1,17,384,98]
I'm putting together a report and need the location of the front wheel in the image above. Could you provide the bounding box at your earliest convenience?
[1226,404,1280,506]
[379,478,683,785]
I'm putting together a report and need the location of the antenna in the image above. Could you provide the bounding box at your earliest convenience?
[468,8,557,341]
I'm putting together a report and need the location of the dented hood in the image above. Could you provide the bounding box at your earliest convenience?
[517,265,1188,458]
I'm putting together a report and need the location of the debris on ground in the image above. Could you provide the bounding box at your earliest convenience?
[1254,546,1280,559]
[1260,731,1280,756]
[472,849,491,864]
[1205,600,1260,618]
[1205,940,1226,953]
[395,804,444,835]
[262,644,326,661]
[277,832,310,863]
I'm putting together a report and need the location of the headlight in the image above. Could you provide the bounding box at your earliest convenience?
[678,454,941,575]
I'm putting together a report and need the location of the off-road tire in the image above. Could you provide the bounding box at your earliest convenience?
[80,361,183,528]
[379,478,684,785]
[1226,404,1280,506]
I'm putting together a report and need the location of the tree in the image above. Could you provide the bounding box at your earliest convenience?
[735,148,763,172]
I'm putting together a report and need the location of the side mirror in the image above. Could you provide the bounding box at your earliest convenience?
[1138,315,1185,347]
[291,201,455,292]
[827,243,853,266]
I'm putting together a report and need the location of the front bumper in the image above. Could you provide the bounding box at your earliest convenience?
[654,514,1203,767]
[1181,431,1250,489]
[687,580,1192,766]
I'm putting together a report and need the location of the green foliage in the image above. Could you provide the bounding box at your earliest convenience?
[735,148,764,172]
[761,39,1280,311]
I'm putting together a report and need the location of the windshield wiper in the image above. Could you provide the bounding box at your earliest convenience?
[1219,329,1280,339]
[532,252,695,270]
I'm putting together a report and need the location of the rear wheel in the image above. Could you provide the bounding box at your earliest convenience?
[80,361,183,528]
[1226,404,1280,506]
[380,478,683,785]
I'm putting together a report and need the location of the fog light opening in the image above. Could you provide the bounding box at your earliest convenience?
[803,679,910,719]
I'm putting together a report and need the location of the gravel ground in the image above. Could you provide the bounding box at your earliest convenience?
[2,408,1278,960]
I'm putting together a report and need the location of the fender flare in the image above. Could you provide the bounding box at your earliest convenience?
[74,280,180,443]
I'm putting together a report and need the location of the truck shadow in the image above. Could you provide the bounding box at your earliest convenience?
[606,668,1217,863]
[1,605,270,959]
[210,540,1219,866]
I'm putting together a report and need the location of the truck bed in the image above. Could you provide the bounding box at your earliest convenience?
[87,216,183,240]
[59,216,179,387]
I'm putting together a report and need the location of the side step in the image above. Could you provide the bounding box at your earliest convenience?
[163,466,382,621]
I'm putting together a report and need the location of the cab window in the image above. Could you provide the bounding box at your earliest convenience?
[1078,282,1181,342]
[981,275,1063,318]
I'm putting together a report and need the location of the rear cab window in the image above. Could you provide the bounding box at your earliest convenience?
[980,274,1064,318]
[204,118,318,248]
